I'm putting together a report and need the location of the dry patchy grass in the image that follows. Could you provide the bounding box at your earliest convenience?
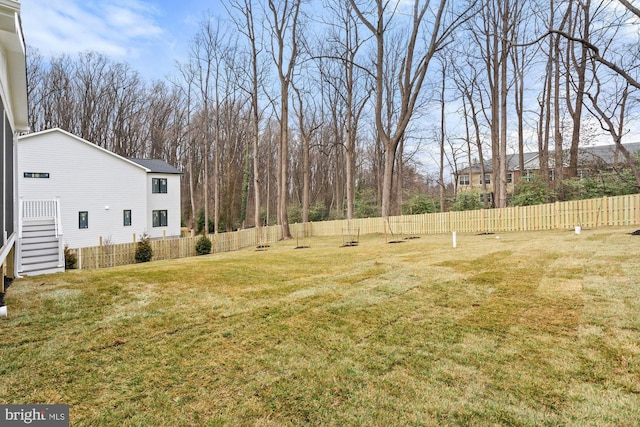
[1,227,640,426]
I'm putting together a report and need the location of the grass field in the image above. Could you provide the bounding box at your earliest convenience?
[1,227,640,426]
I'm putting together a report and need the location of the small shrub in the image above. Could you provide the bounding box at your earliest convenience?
[196,207,215,234]
[452,191,484,211]
[64,245,77,270]
[510,177,555,206]
[195,235,212,255]
[135,233,153,263]
[402,194,439,215]
[355,188,380,218]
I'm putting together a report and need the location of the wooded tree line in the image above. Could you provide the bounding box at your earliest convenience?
[26,0,640,237]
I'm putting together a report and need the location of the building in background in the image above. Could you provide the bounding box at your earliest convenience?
[17,128,181,275]
[455,143,640,205]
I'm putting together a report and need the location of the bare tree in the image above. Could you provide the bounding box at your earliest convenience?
[226,0,266,232]
[26,48,45,132]
[586,31,640,190]
[171,61,199,229]
[349,0,472,216]
[528,1,640,91]
[451,55,489,204]
[589,82,640,189]
[564,0,591,179]
[470,0,511,206]
[438,57,447,211]
[322,0,372,219]
[265,0,303,238]
[188,15,232,234]
[292,70,324,223]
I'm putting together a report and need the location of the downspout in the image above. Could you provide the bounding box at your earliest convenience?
[14,197,23,278]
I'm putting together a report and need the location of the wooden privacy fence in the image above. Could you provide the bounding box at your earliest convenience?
[75,226,284,270]
[74,194,640,270]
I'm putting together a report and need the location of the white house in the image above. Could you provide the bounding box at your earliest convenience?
[0,0,29,293]
[17,128,181,274]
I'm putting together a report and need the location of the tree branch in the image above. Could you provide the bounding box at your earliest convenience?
[618,0,640,19]
[514,29,640,90]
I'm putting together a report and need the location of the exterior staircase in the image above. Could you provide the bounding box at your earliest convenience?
[18,200,65,276]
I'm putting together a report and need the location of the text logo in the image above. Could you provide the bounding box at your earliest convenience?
[1,405,69,427]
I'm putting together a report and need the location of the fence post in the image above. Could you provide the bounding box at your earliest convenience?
[99,236,103,268]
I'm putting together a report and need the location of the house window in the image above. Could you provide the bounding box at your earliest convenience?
[548,169,555,182]
[480,174,491,185]
[79,211,88,229]
[24,172,50,178]
[152,178,168,194]
[123,210,132,226]
[153,210,168,227]
[507,173,513,184]
[522,170,534,182]
[479,193,493,204]
[459,175,470,186]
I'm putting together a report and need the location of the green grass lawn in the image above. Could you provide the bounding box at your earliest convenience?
[1,227,640,426]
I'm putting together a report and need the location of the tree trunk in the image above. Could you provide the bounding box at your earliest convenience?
[553,30,564,200]
[498,9,509,208]
[349,0,457,217]
[345,98,356,220]
[380,144,397,218]
[439,62,446,212]
[567,0,590,179]
[302,132,310,223]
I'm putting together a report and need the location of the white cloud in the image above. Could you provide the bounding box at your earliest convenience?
[21,0,164,59]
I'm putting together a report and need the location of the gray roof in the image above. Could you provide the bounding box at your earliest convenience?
[128,158,182,174]
[458,152,539,174]
[506,151,540,171]
[457,142,640,175]
[578,142,640,166]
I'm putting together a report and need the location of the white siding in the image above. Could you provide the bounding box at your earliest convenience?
[18,130,149,248]
[146,173,181,239]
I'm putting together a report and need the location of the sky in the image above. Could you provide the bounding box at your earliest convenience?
[19,0,640,159]
[21,0,225,81]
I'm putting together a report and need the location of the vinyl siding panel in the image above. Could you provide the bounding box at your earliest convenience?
[18,130,149,248]
[146,174,181,239]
